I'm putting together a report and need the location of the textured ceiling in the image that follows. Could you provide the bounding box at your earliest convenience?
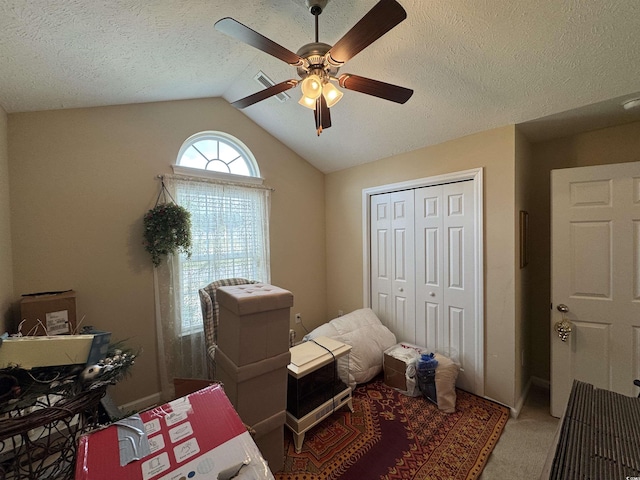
[1,0,639,173]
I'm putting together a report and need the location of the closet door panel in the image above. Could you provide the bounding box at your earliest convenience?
[415,185,444,350]
[390,191,415,343]
[370,194,393,331]
[422,301,440,353]
[442,181,476,391]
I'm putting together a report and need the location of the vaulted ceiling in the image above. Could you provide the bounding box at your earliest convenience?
[1,0,639,173]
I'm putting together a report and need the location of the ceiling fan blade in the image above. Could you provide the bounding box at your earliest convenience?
[327,0,407,65]
[215,18,303,66]
[231,80,299,109]
[339,74,413,104]
[313,96,332,135]
[320,95,332,130]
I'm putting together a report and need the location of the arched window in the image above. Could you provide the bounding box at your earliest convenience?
[176,131,261,178]
[162,132,270,349]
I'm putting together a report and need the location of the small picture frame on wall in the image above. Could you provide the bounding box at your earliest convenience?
[520,210,529,268]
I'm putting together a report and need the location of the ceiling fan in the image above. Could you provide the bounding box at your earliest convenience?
[214,0,413,136]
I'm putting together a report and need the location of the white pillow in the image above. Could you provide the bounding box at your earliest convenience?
[329,308,384,334]
[302,321,339,341]
[304,308,397,384]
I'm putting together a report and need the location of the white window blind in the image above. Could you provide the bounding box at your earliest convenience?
[172,177,271,335]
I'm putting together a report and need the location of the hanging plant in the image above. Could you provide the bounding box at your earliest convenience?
[143,180,192,267]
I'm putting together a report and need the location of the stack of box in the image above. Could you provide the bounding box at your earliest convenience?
[214,283,293,474]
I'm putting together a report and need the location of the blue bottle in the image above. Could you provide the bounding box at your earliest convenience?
[416,353,438,404]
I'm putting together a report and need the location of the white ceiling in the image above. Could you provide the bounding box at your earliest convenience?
[1,0,639,173]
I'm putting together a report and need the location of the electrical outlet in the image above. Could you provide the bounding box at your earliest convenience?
[295,313,301,324]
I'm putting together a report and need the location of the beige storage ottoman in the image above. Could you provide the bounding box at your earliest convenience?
[252,410,286,474]
[215,347,290,427]
[216,283,293,366]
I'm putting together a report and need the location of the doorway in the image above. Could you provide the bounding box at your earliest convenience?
[550,161,640,416]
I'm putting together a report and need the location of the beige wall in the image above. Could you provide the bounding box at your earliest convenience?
[0,105,13,334]
[8,98,632,409]
[525,120,640,382]
[325,125,519,407]
[7,98,326,405]
[515,129,534,405]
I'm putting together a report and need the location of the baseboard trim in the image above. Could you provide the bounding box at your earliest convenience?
[511,378,532,419]
[531,376,550,390]
[119,392,162,414]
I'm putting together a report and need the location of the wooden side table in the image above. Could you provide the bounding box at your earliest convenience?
[285,336,353,453]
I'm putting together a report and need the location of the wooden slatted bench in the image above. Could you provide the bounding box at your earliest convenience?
[541,380,640,479]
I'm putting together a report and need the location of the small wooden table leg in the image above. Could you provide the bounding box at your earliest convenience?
[293,431,305,453]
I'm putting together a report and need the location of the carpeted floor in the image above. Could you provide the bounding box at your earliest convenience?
[275,377,510,480]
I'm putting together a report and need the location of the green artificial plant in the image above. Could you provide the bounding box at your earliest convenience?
[143,202,192,267]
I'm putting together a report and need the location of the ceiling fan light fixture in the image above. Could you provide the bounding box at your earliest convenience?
[216,0,412,136]
[298,94,317,109]
[301,74,323,100]
[322,82,343,107]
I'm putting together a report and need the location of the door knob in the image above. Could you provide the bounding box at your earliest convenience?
[398,287,404,292]
[555,304,571,341]
[429,292,436,297]
[554,320,572,342]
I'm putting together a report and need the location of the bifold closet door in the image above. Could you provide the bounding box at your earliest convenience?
[414,180,476,392]
[370,190,416,343]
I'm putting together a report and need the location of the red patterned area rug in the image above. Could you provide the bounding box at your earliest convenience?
[275,377,509,480]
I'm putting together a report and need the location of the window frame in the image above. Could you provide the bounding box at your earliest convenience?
[171,131,269,337]
[175,131,262,179]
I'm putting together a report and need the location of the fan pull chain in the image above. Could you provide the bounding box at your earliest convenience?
[315,97,322,136]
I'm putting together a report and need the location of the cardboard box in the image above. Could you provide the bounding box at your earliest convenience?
[0,335,95,369]
[383,353,410,391]
[19,290,77,335]
[75,384,274,480]
[86,330,112,365]
[383,343,425,393]
[216,284,292,366]
[215,348,290,427]
[252,410,286,473]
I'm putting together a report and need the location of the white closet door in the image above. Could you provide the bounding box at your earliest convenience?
[415,180,476,392]
[370,190,415,342]
[391,190,416,342]
[414,184,444,350]
[370,194,393,325]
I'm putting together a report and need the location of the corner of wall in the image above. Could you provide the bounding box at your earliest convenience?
[0,105,15,334]
[514,127,534,404]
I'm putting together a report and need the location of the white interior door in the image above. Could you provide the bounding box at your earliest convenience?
[551,161,640,417]
[370,193,392,324]
[415,180,476,392]
[370,190,415,342]
[391,191,416,342]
